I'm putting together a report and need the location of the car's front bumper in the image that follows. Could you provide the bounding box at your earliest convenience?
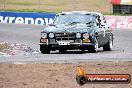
[40,38,94,45]
[39,37,95,50]
[39,42,94,46]
[39,42,94,50]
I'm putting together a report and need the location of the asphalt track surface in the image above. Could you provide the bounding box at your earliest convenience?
[0,23,132,63]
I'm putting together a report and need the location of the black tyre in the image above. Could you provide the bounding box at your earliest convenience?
[40,45,50,54]
[103,35,113,51]
[76,76,87,85]
[88,38,98,53]
[59,49,67,53]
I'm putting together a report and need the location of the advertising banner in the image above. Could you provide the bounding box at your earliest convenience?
[0,12,55,25]
[105,16,132,29]
[0,12,132,29]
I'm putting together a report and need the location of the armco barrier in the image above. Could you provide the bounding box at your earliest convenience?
[0,12,132,29]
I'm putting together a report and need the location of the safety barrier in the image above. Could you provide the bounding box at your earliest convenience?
[106,16,132,29]
[0,12,132,29]
[0,12,55,25]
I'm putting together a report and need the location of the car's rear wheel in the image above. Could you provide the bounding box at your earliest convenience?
[103,35,113,51]
[40,45,50,54]
[88,38,98,53]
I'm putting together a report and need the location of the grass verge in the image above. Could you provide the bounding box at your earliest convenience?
[1,9,132,16]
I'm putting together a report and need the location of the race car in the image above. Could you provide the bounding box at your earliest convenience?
[39,11,114,54]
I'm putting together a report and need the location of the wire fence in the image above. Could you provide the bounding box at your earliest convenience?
[113,4,132,14]
[0,0,111,13]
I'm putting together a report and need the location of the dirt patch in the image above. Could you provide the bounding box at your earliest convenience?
[0,42,39,57]
[0,61,132,88]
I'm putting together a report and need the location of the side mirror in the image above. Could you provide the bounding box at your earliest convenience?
[49,23,55,26]
[96,22,101,26]
[101,23,105,26]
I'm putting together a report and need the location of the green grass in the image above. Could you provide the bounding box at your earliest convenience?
[42,3,64,6]
[0,9,56,13]
[5,1,63,6]
[1,9,132,15]
[104,12,132,16]
[0,0,131,15]
[6,1,37,6]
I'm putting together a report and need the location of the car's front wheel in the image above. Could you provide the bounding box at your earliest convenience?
[103,35,113,51]
[59,49,67,53]
[40,45,51,54]
[88,38,98,53]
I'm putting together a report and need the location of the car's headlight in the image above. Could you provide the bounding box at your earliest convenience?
[76,32,81,38]
[83,33,89,39]
[49,33,54,38]
[41,32,47,38]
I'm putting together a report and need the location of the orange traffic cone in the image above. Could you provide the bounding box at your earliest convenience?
[77,65,86,76]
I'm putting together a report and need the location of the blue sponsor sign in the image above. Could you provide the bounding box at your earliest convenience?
[0,12,56,25]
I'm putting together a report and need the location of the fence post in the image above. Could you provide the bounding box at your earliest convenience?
[38,0,40,11]
[3,0,6,10]
[72,0,76,11]
[110,3,113,13]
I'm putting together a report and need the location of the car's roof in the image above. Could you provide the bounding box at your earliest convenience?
[58,11,102,16]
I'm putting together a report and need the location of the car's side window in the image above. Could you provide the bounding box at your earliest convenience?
[103,16,107,23]
[101,16,107,25]
[96,15,107,28]
[99,15,107,26]
[96,15,101,26]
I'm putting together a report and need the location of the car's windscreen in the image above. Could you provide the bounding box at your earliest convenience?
[53,14,96,25]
